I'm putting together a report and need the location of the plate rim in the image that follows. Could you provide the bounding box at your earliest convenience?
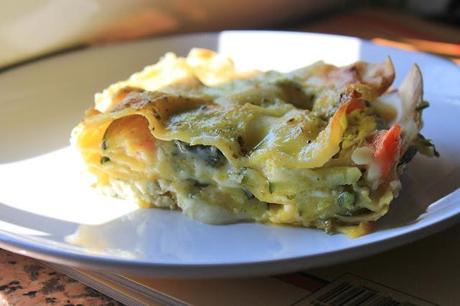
[1,197,459,278]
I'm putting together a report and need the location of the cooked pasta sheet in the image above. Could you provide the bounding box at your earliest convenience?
[71,49,437,236]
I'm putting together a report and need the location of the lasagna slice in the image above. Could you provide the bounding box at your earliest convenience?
[71,49,437,236]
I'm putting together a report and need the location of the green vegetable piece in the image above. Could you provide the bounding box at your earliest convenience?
[175,140,227,167]
[414,133,439,157]
[398,146,418,166]
[337,191,356,211]
[416,100,430,111]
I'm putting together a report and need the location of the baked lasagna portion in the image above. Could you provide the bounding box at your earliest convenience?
[71,49,437,236]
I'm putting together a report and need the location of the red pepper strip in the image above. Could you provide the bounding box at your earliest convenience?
[373,124,401,178]
[341,89,365,113]
[346,99,365,113]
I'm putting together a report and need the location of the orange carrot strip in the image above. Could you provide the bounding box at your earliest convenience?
[373,124,401,178]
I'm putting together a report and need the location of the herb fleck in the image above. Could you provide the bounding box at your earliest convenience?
[242,188,255,199]
[268,182,274,193]
[100,156,111,164]
[101,139,108,150]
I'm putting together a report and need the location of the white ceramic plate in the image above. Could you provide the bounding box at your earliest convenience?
[0,31,459,278]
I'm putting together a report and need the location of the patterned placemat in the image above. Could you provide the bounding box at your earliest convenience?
[0,249,121,305]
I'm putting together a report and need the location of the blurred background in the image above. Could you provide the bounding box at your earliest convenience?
[1,0,459,69]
